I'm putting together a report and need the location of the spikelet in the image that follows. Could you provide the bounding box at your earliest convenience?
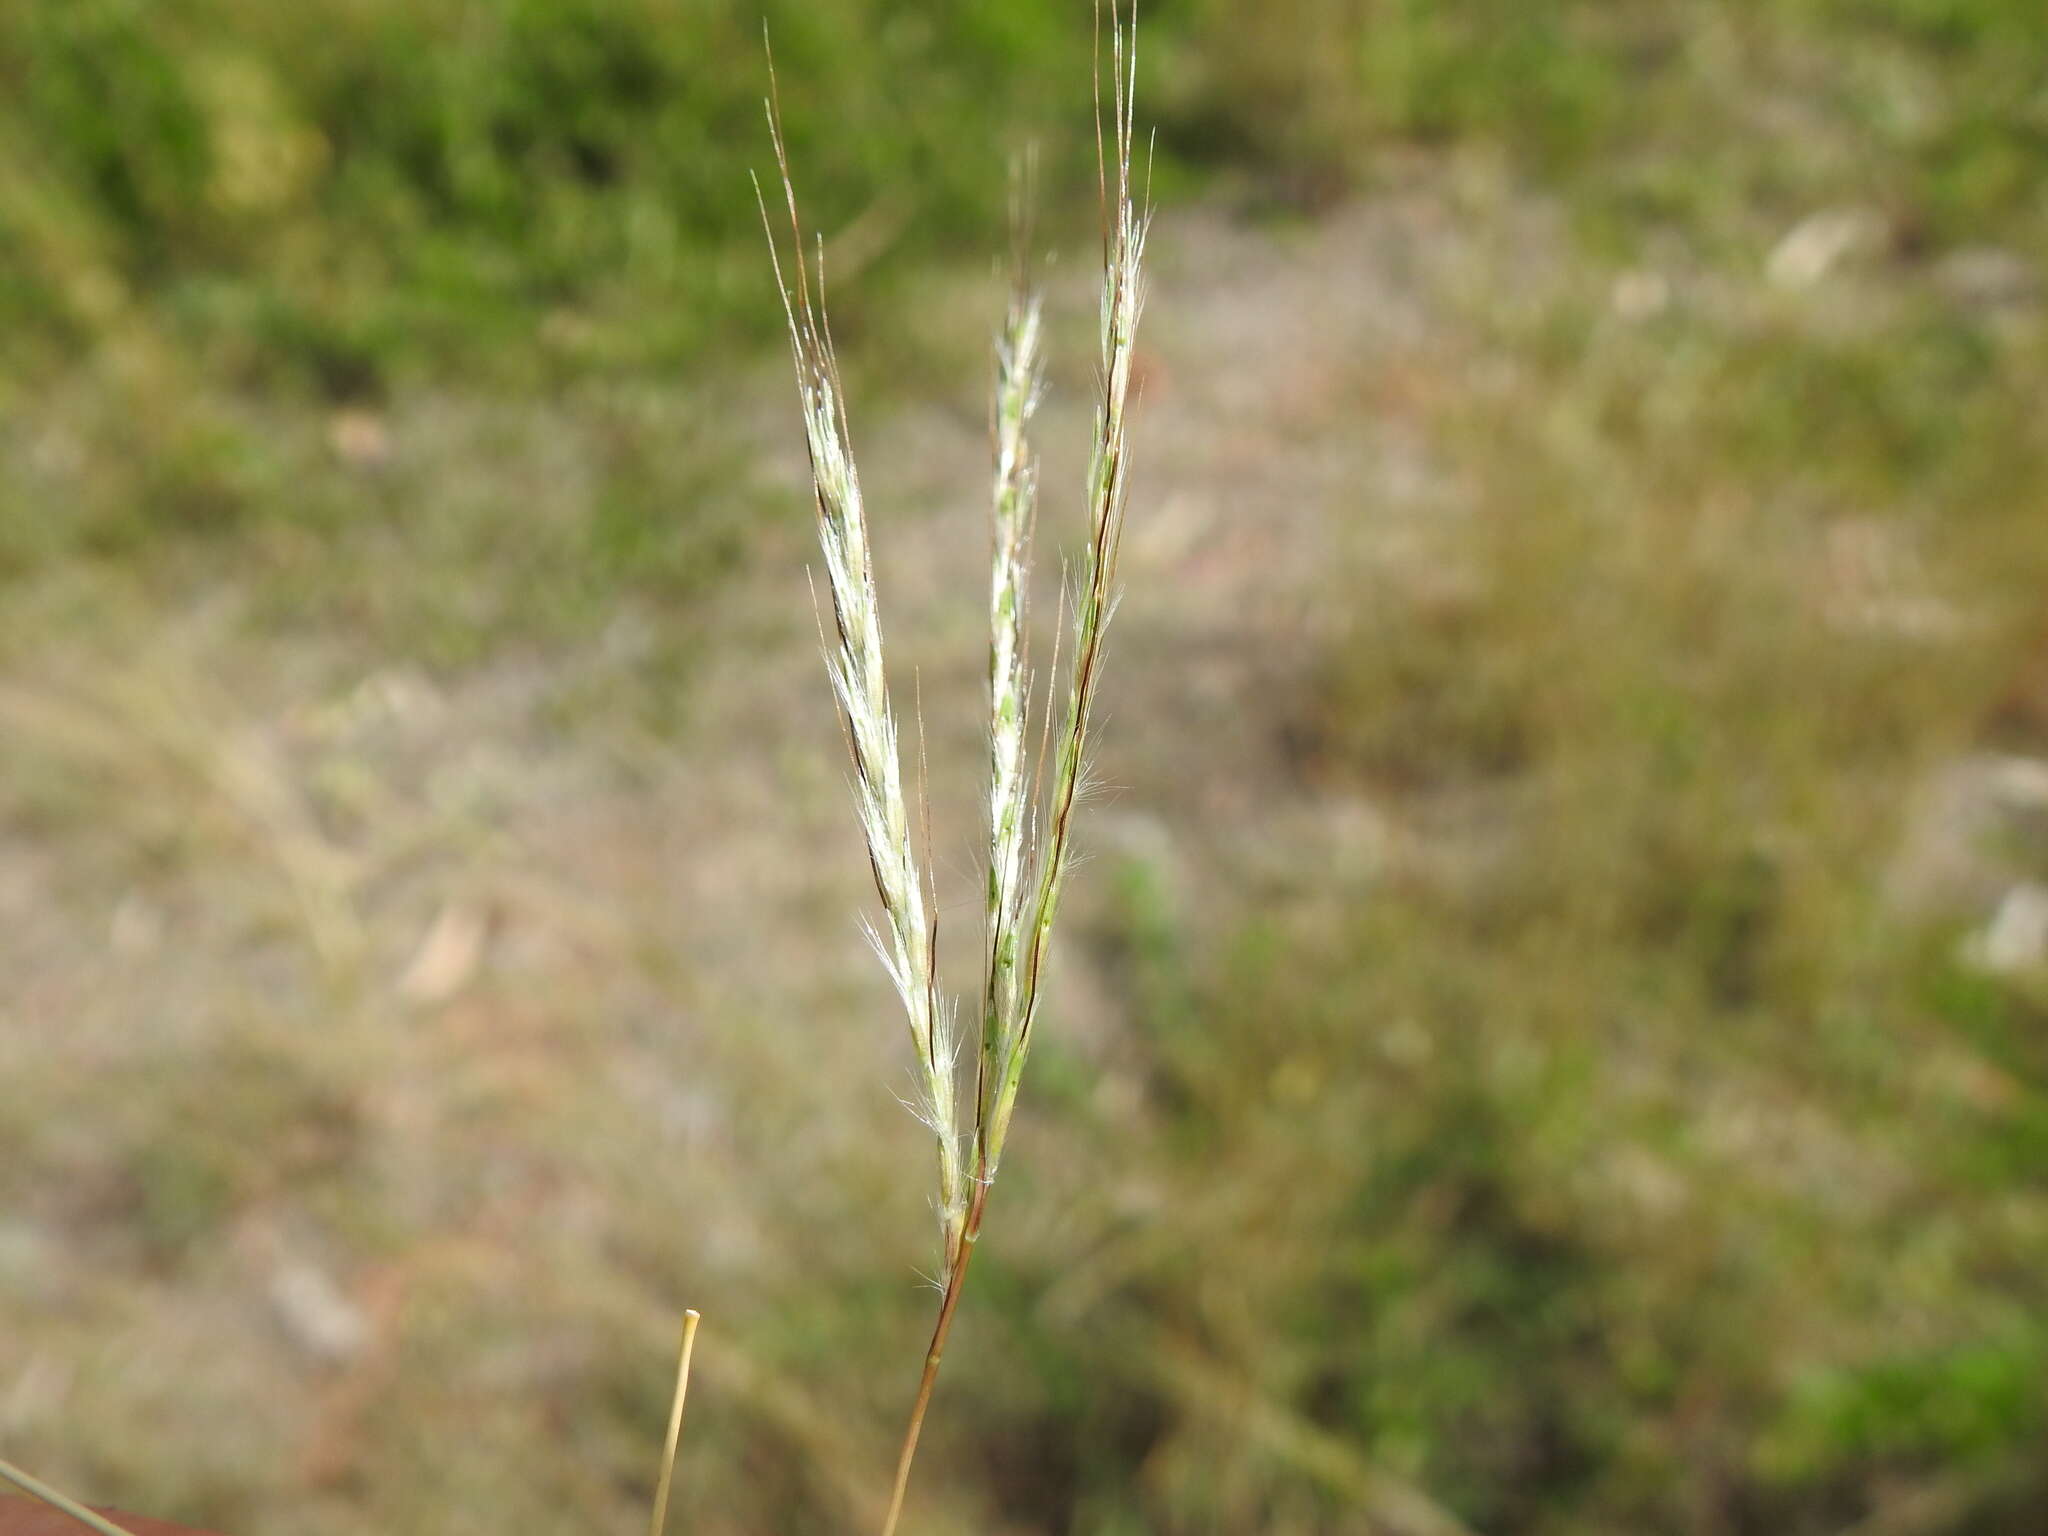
[979,159,1046,1153]
[980,6,1150,1177]
[757,80,967,1261]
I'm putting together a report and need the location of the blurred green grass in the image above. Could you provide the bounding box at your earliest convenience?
[4,1,2048,1533]
[4,0,2043,580]
[10,1,2041,380]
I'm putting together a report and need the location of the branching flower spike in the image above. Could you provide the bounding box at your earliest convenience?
[762,7,1150,1533]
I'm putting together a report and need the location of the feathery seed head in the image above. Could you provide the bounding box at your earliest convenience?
[760,85,968,1259]
[767,10,1149,1530]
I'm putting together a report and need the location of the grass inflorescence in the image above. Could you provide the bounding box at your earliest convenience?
[761,8,1150,1530]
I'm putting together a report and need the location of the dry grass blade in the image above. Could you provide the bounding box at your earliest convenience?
[0,1458,141,1536]
[646,1309,702,1536]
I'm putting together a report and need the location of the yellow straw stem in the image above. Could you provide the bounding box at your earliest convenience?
[0,1455,141,1536]
[647,1308,702,1536]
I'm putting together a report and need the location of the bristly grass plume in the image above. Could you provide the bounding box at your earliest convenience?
[760,6,1150,1531]
[757,84,970,1270]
